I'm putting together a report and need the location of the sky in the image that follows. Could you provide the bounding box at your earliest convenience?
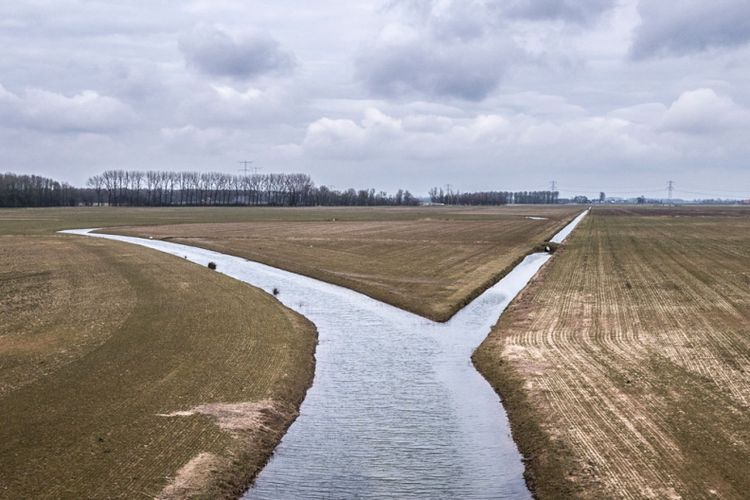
[1,0,749,198]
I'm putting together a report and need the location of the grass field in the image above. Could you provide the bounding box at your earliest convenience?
[0,205,574,236]
[474,206,750,499]
[0,204,577,498]
[103,205,580,321]
[0,226,316,497]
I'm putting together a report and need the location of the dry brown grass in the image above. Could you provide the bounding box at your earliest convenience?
[0,236,134,397]
[0,233,316,498]
[474,206,750,499]
[109,205,580,321]
[0,204,578,498]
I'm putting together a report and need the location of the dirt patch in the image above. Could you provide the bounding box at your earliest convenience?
[159,400,281,436]
[159,452,228,500]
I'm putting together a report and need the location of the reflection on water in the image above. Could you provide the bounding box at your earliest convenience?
[61,211,585,500]
[550,209,589,244]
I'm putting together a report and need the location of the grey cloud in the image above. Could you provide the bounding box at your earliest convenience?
[357,41,508,101]
[632,0,750,59]
[358,1,515,101]
[387,0,617,26]
[430,1,489,41]
[504,0,617,24]
[179,25,295,79]
[359,0,615,102]
[2,0,750,193]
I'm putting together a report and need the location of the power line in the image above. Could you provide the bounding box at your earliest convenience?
[679,185,750,194]
[238,160,262,175]
[557,187,664,195]
[238,160,253,176]
[554,182,748,198]
[674,189,749,198]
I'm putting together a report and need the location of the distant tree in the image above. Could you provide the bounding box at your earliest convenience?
[0,170,429,208]
[599,192,606,203]
[86,175,104,206]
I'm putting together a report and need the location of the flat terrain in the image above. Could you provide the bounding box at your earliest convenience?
[475,206,750,499]
[0,205,574,236]
[0,204,575,497]
[0,226,316,497]
[105,205,579,321]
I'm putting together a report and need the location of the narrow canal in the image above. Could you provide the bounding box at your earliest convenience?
[62,210,587,499]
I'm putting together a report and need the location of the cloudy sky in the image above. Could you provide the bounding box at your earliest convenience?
[1,0,749,198]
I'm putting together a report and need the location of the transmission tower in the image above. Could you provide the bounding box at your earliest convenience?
[667,180,674,202]
[238,160,254,176]
[550,181,557,192]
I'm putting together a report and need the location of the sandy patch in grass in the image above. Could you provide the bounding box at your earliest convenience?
[159,452,227,500]
[158,400,281,436]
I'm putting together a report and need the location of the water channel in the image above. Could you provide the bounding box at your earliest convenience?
[62,209,587,499]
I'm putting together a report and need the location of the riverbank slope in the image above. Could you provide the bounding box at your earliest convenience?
[106,205,579,321]
[0,232,316,498]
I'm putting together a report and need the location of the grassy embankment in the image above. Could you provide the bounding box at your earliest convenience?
[0,204,576,497]
[0,213,317,498]
[474,206,750,499]
[105,205,579,321]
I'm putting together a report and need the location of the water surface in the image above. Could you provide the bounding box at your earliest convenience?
[61,210,586,499]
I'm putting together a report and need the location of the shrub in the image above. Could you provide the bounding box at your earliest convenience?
[208,261,217,270]
[272,287,280,296]
[533,242,560,254]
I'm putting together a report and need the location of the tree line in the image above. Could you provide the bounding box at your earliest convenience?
[85,170,420,207]
[0,173,81,207]
[428,187,559,205]
[1,170,571,209]
[0,170,420,207]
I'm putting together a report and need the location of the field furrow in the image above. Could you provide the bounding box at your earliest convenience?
[475,206,750,499]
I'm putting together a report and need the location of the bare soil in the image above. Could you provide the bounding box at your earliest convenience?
[475,206,750,499]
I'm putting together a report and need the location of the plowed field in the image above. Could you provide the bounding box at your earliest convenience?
[475,206,750,499]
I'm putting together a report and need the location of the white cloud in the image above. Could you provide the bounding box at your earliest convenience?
[175,83,297,128]
[303,118,367,158]
[0,84,136,134]
[661,88,749,134]
[300,106,659,163]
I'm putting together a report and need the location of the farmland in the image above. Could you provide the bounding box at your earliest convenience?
[0,204,577,497]
[0,222,316,497]
[14,203,748,499]
[474,206,750,499]
[106,205,580,321]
